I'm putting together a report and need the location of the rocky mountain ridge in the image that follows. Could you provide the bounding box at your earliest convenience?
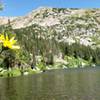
[0,7,100,68]
[0,7,100,29]
[0,7,100,47]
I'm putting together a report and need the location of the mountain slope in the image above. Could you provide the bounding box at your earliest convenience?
[1,8,100,47]
[1,8,100,67]
[0,8,100,29]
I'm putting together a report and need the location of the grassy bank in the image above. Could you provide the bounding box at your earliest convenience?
[0,55,95,78]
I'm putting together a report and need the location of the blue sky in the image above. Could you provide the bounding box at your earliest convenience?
[0,0,100,16]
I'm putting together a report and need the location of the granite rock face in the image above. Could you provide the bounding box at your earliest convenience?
[0,8,100,47]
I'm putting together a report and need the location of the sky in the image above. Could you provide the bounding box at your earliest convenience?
[0,0,100,16]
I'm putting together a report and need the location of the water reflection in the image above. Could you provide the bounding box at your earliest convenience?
[0,67,100,100]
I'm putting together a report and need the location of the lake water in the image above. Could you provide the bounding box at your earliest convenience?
[0,67,100,100]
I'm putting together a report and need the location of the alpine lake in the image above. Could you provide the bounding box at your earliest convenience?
[0,67,100,100]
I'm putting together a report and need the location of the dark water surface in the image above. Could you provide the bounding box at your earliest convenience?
[0,67,100,100]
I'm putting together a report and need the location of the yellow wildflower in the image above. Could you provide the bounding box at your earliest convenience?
[0,34,5,43]
[3,34,20,50]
